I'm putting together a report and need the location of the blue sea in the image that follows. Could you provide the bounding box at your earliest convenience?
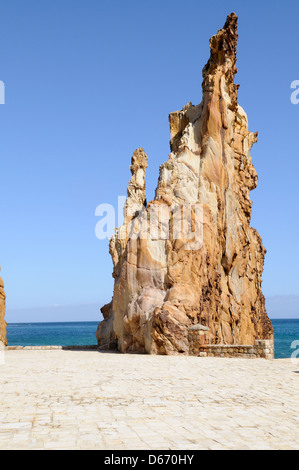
[5,319,299,359]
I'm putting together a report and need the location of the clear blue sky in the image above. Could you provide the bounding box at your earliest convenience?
[0,0,298,321]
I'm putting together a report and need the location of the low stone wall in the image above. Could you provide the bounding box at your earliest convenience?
[188,325,274,359]
[5,340,275,359]
[254,340,275,360]
[191,340,274,360]
[5,345,99,351]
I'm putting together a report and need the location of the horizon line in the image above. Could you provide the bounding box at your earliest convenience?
[5,294,299,312]
[6,317,299,325]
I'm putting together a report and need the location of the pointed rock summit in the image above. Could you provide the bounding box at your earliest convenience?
[96,13,274,354]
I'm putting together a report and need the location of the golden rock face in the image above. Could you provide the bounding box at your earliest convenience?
[96,13,274,354]
[0,275,7,346]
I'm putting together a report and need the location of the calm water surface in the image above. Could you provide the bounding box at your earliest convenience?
[6,319,299,359]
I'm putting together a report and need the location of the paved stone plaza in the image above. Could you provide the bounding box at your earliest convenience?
[0,350,298,450]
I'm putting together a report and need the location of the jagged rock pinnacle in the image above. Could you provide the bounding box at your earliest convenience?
[203,12,239,110]
[96,14,273,355]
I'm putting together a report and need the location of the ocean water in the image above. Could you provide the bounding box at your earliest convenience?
[272,319,299,359]
[6,321,99,348]
[5,319,299,359]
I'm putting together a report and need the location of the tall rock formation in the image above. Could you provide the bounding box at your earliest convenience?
[0,269,7,346]
[96,13,274,354]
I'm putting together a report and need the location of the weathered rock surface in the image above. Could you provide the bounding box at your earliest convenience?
[96,13,274,354]
[0,269,7,346]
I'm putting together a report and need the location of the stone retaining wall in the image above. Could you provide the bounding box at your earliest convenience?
[188,324,274,359]
[5,340,275,359]
[191,340,274,359]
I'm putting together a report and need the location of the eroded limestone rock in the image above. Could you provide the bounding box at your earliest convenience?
[0,269,7,346]
[96,13,274,354]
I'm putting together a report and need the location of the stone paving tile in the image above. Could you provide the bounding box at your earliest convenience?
[0,351,298,450]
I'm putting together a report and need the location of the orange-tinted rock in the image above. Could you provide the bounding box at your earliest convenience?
[96,13,274,354]
[0,271,7,346]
